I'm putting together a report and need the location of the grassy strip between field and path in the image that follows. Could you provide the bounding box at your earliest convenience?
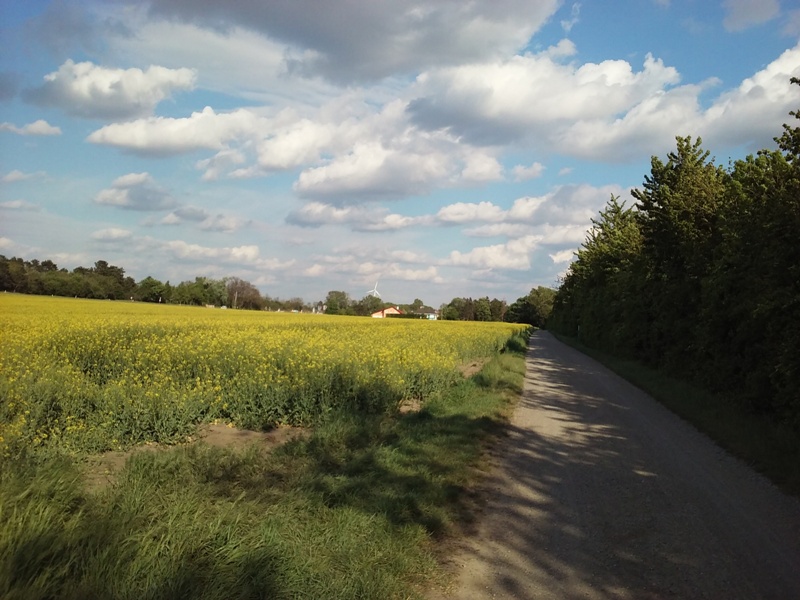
[0,333,529,600]
[551,332,800,498]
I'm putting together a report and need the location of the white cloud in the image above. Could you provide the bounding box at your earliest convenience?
[722,0,779,32]
[559,43,800,160]
[436,201,505,224]
[461,152,504,182]
[447,235,542,270]
[548,249,575,264]
[286,201,423,231]
[91,228,133,242]
[2,170,46,182]
[24,60,195,119]
[94,172,177,211]
[0,200,41,211]
[512,162,545,181]
[0,119,61,135]
[146,0,562,82]
[87,106,262,155]
[561,3,581,33]
[294,140,451,201]
[196,149,246,181]
[199,215,248,233]
[163,240,261,263]
[409,50,680,147]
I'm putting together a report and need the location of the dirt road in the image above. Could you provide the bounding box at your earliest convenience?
[434,331,800,599]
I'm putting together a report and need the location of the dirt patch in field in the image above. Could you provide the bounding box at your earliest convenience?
[459,359,488,378]
[82,423,307,491]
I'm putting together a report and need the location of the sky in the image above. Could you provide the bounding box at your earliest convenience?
[1,0,799,307]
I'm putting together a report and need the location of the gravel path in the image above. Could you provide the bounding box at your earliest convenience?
[433,330,800,599]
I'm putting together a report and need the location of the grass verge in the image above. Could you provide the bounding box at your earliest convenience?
[551,332,800,497]
[0,337,528,600]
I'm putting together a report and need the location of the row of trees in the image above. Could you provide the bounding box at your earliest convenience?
[435,288,555,326]
[2,253,556,325]
[0,257,311,312]
[549,79,800,429]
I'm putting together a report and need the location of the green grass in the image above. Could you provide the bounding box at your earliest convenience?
[0,336,528,600]
[551,332,800,497]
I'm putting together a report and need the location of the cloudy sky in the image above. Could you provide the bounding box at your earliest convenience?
[1,1,798,306]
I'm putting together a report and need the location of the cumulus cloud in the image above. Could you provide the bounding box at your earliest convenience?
[461,153,504,182]
[409,50,680,146]
[722,0,779,32]
[91,228,133,242]
[94,172,177,211]
[0,119,61,135]
[163,240,260,263]
[0,200,41,211]
[448,236,542,270]
[87,106,263,155]
[286,201,423,231]
[558,43,800,160]
[2,170,46,183]
[436,201,506,224]
[24,60,195,119]
[294,140,452,201]
[198,214,248,233]
[549,249,575,264]
[512,162,545,181]
[146,0,561,82]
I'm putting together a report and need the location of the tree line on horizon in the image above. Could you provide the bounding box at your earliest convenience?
[0,254,555,325]
[548,78,800,430]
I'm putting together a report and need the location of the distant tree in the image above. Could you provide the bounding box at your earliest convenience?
[506,287,556,327]
[489,298,507,322]
[353,294,384,316]
[135,276,168,303]
[324,290,353,315]
[474,297,492,321]
[226,277,265,310]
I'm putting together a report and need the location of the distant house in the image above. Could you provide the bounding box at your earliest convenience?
[371,306,404,318]
[416,306,438,320]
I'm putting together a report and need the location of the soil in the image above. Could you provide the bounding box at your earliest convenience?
[429,330,800,599]
[82,423,306,491]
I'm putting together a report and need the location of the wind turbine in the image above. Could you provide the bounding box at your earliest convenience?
[367,280,381,299]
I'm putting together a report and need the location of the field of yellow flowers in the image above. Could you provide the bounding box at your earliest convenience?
[0,294,527,459]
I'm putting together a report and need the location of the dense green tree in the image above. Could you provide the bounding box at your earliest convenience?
[226,277,265,310]
[631,137,727,367]
[353,294,384,316]
[507,286,557,328]
[135,276,168,303]
[549,81,800,429]
[324,290,353,315]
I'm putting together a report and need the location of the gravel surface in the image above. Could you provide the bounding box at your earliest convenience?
[432,331,800,599]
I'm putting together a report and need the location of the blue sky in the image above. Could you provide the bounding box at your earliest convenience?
[1,0,798,307]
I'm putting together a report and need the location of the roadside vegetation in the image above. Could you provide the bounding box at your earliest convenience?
[548,79,800,494]
[0,294,530,599]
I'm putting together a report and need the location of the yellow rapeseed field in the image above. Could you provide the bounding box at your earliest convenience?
[0,294,527,458]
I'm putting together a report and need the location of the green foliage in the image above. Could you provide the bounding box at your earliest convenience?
[506,286,557,327]
[550,80,800,430]
[439,296,507,321]
[0,350,526,600]
[324,290,354,315]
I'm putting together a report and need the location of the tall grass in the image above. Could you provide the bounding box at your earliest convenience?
[0,328,530,599]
